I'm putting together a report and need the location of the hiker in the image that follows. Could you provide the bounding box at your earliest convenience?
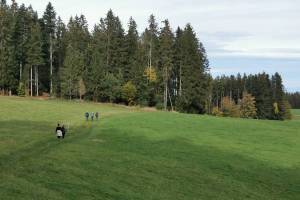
[56,124,62,139]
[85,112,89,121]
[62,125,66,139]
[91,112,95,121]
[95,112,99,121]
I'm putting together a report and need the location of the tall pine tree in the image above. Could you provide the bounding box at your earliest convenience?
[42,2,56,95]
[159,20,174,110]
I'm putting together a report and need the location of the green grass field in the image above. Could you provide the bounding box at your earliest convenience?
[292,109,300,120]
[0,97,299,200]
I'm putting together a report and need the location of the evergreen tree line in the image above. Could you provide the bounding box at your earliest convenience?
[0,1,210,114]
[0,1,292,120]
[286,92,300,109]
[211,73,292,120]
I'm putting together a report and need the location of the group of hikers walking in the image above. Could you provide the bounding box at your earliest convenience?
[85,112,99,121]
[55,112,100,139]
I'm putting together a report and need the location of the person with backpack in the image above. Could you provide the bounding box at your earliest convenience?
[85,112,89,121]
[56,124,62,139]
[91,112,95,121]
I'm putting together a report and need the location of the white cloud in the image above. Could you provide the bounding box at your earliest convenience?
[16,0,300,59]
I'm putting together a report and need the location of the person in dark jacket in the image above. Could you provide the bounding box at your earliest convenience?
[85,112,89,121]
[62,125,66,139]
[91,112,95,121]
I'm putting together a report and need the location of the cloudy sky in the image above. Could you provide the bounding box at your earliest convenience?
[18,0,300,92]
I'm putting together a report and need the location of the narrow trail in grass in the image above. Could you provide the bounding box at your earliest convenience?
[0,108,133,174]
[0,121,97,173]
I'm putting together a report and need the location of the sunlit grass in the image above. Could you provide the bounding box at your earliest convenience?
[0,96,299,199]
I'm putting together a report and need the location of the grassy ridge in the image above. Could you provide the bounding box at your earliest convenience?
[0,97,299,199]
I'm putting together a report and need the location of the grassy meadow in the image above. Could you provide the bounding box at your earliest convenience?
[0,96,299,199]
[292,109,300,120]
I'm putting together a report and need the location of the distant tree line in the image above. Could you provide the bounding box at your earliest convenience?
[211,73,292,120]
[0,1,292,120]
[286,92,300,109]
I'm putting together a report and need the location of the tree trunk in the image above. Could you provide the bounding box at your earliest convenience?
[19,63,22,81]
[149,39,152,70]
[50,34,53,95]
[30,66,33,97]
[179,64,182,96]
[36,66,39,96]
[164,81,168,111]
[168,87,173,111]
[69,79,72,100]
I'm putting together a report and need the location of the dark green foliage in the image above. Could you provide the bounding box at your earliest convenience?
[53,17,66,95]
[41,2,56,93]
[176,24,209,114]
[26,22,44,67]
[98,73,122,103]
[60,44,84,99]
[124,17,139,82]
[159,20,174,110]
[84,46,105,101]
[0,2,18,93]
[286,92,300,109]
[271,73,290,120]
[43,2,56,35]
[99,10,125,75]
[60,14,90,99]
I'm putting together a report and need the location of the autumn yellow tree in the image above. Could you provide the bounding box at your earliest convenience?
[221,97,240,118]
[240,92,257,119]
[122,81,137,106]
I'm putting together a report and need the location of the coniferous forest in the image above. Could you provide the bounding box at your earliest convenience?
[0,1,293,120]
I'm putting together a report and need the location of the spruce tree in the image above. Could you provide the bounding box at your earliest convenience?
[271,72,290,120]
[0,2,18,94]
[42,2,56,95]
[85,25,106,101]
[124,17,139,82]
[60,44,84,99]
[159,20,174,110]
[54,16,66,96]
[100,10,125,75]
[249,73,273,119]
[26,22,44,96]
[177,24,209,114]
[173,27,184,97]
[140,14,160,106]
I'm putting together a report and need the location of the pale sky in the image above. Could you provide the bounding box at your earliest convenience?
[17,0,300,92]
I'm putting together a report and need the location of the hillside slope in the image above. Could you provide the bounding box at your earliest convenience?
[0,97,299,200]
